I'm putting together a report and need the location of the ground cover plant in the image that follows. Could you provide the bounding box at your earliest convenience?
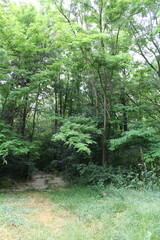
[0,185,159,240]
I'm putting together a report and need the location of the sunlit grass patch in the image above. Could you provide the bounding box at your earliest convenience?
[48,186,160,240]
[0,186,159,240]
[0,191,74,240]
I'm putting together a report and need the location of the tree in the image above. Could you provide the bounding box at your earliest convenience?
[0,0,159,179]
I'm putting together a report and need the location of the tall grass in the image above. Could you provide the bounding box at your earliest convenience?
[0,186,159,240]
[48,186,160,240]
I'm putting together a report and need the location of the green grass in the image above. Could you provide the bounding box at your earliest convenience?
[0,186,159,240]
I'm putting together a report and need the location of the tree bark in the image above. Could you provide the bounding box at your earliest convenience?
[55,91,58,131]
[21,95,28,136]
[120,88,128,132]
[30,84,40,141]
[90,78,99,117]
[98,69,110,165]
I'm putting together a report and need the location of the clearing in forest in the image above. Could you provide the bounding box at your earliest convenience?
[0,184,160,240]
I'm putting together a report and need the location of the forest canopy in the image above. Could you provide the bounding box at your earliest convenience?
[0,0,160,185]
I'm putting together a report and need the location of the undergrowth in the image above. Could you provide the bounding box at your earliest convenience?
[69,163,160,191]
[0,185,159,240]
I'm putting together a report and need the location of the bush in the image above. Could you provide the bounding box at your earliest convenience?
[0,177,17,188]
[52,116,101,155]
[0,155,36,180]
[73,163,160,190]
[109,125,160,166]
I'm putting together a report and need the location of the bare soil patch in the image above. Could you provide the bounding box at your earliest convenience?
[16,172,67,191]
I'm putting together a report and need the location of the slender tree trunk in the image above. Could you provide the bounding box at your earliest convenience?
[102,93,107,165]
[55,91,58,131]
[59,92,63,116]
[63,92,68,116]
[21,95,28,136]
[30,84,40,141]
[90,78,99,117]
[120,89,128,132]
[98,69,110,165]
[68,98,73,116]
[63,75,70,117]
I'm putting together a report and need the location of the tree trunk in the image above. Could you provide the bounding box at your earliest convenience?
[55,91,58,131]
[21,95,28,136]
[90,78,99,117]
[120,89,128,132]
[102,93,107,165]
[98,69,110,165]
[30,84,40,141]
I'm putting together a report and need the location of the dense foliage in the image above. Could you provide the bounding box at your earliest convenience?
[0,0,159,185]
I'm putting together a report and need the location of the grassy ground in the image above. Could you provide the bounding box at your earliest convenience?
[0,185,159,240]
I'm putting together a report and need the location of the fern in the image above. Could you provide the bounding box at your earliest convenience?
[52,116,100,155]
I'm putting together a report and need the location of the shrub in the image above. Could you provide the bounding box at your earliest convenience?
[73,163,160,190]
[109,125,160,166]
[52,116,101,155]
[0,120,39,180]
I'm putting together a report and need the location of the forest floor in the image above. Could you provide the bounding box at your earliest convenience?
[15,172,67,191]
[0,176,160,240]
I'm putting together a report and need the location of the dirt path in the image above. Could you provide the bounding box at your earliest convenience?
[0,191,75,240]
[16,172,67,191]
[0,173,71,239]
